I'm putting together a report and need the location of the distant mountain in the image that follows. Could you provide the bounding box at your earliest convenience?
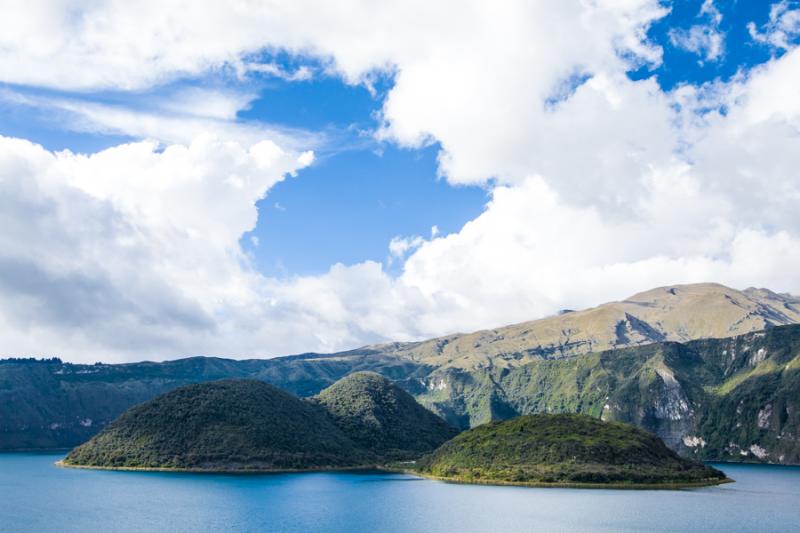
[413,414,727,487]
[63,380,367,470]
[370,283,800,370]
[314,372,458,460]
[3,283,800,466]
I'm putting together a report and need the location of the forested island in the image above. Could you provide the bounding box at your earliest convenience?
[412,414,729,488]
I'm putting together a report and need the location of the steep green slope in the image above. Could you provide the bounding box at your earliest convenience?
[314,372,458,460]
[414,414,727,486]
[63,379,367,470]
[413,325,800,466]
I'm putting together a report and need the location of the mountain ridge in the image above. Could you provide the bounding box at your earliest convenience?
[366,283,800,370]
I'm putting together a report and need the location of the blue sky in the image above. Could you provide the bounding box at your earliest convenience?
[235,70,488,275]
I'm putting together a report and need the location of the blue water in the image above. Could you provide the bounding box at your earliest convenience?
[1,454,799,532]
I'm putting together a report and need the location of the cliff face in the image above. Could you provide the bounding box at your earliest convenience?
[412,325,800,464]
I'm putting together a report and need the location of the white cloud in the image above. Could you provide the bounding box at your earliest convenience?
[700,0,723,25]
[668,0,725,62]
[388,235,425,258]
[669,25,725,61]
[0,1,665,91]
[159,87,257,121]
[748,1,800,50]
[0,134,312,360]
[0,86,319,152]
[245,63,314,82]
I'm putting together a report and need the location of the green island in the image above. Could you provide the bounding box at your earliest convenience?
[410,414,730,488]
[61,372,456,471]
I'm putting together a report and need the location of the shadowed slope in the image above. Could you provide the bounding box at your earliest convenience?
[315,372,458,460]
[63,379,367,470]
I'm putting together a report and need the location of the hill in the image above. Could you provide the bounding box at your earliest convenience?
[413,414,728,487]
[63,379,367,470]
[314,372,458,460]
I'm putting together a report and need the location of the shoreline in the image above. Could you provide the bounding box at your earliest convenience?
[55,460,386,475]
[56,460,733,489]
[400,470,734,490]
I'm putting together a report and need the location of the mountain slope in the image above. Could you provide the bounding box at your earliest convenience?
[414,414,727,486]
[314,372,458,460]
[414,324,800,464]
[373,283,800,370]
[63,379,367,470]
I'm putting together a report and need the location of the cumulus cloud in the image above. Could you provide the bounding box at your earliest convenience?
[668,0,725,62]
[0,135,312,359]
[245,63,314,82]
[1,1,799,362]
[748,1,800,50]
[669,25,725,61]
[0,1,665,90]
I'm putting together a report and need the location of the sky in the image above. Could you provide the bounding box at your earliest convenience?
[0,0,799,363]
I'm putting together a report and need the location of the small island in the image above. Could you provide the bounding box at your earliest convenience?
[410,414,730,488]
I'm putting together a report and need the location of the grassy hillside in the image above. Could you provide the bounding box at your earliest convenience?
[63,380,367,470]
[314,372,458,460]
[414,414,727,486]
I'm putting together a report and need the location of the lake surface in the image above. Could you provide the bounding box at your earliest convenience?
[1,453,799,532]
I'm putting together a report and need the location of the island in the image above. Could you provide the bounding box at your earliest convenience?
[410,413,730,488]
[61,373,456,472]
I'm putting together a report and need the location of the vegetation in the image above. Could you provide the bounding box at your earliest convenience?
[413,414,727,486]
[314,372,458,460]
[64,379,368,470]
[63,374,458,471]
